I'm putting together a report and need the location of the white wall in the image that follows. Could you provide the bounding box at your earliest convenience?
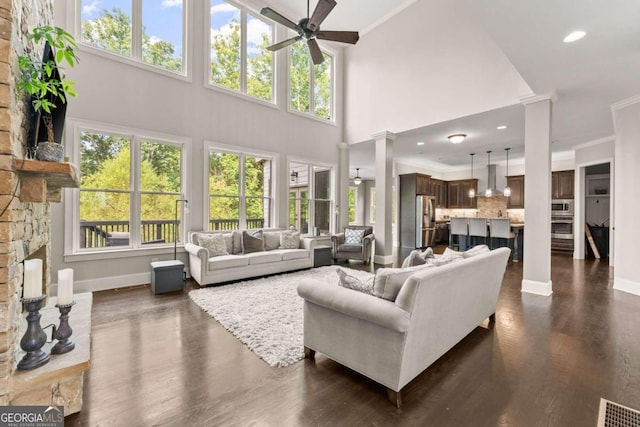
[51,0,343,291]
[612,96,640,296]
[343,0,532,143]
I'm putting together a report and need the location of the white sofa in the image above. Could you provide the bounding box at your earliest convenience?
[297,247,511,407]
[185,230,316,286]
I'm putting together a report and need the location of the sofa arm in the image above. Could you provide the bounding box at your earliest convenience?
[300,237,316,253]
[298,279,410,333]
[184,243,208,260]
[331,233,345,254]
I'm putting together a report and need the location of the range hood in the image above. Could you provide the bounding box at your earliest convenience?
[480,164,501,197]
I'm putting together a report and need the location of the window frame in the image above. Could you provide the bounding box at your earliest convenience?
[204,141,276,231]
[287,158,337,236]
[73,0,191,80]
[286,39,336,124]
[205,0,276,106]
[64,119,191,261]
[348,186,358,225]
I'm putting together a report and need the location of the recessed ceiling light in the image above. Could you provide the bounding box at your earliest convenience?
[417,141,424,146]
[496,125,507,130]
[563,30,586,43]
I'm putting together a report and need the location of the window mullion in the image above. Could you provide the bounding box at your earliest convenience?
[240,9,248,94]
[309,57,315,115]
[239,154,247,229]
[132,0,143,61]
[130,136,142,247]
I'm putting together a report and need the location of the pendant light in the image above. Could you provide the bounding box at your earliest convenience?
[468,153,476,198]
[503,148,511,197]
[353,168,362,186]
[485,151,492,197]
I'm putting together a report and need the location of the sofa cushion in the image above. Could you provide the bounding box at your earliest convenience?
[336,267,374,295]
[208,255,249,270]
[245,252,282,265]
[263,231,281,251]
[463,244,490,258]
[401,247,434,267]
[242,230,264,254]
[337,244,362,253]
[198,233,228,257]
[280,230,300,249]
[373,264,429,301]
[344,228,365,244]
[279,249,309,261]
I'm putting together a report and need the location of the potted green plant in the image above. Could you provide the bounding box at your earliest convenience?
[17,26,79,162]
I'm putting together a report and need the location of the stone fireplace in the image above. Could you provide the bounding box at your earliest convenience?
[0,0,85,413]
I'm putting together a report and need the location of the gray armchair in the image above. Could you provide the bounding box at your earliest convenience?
[331,225,374,264]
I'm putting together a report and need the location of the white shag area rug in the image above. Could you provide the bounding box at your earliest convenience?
[189,266,374,367]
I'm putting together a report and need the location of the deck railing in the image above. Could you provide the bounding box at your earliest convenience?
[80,218,265,248]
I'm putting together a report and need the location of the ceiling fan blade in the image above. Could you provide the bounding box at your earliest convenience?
[315,30,359,45]
[307,38,324,65]
[308,0,336,31]
[266,36,302,51]
[260,7,299,32]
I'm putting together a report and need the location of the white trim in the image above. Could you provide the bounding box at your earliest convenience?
[203,81,279,109]
[286,108,338,126]
[372,131,397,141]
[521,279,553,296]
[374,254,394,265]
[520,91,558,105]
[613,276,640,297]
[360,0,418,36]
[64,246,186,263]
[54,272,151,294]
[572,135,616,151]
[611,94,640,111]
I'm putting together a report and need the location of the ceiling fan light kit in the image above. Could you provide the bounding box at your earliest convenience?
[261,0,359,65]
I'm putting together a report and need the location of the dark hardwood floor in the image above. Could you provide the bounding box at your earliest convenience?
[66,254,640,426]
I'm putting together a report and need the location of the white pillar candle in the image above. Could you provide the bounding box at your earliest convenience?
[23,259,43,299]
[57,268,74,306]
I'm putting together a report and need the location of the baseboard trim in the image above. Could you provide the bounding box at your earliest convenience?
[613,276,640,297]
[374,254,395,265]
[50,272,151,294]
[521,279,553,296]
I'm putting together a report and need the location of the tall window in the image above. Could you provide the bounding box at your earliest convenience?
[80,0,185,74]
[77,129,185,251]
[209,0,274,102]
[289,162,334,235]
[289,43,333,120]
[348,187,357,224]
[208,148,273,230]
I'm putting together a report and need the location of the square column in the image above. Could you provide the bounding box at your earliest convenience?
[373,131,395,265]
[521,93,555,296]
[337,142,350,232]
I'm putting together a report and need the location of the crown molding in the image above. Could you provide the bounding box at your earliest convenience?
[572,135,615,151]
[520,91,558,105]
[372,131,397,141]
[611,94,640,111]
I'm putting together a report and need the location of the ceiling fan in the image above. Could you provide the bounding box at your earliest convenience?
[260,0,359,65]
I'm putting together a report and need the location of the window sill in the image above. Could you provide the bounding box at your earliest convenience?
[77,43,192,83]
[64,245,185,263]
[204,82,279,110]
[287,108,336,126]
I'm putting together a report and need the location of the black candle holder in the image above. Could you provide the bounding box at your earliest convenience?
[51,301,75,355]
[17,295,50,371]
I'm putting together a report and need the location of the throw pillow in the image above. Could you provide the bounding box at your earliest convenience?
[263,231,281,251]
[344,228,365,244]
[401,247,435,268]
[336,268,374,295]
[463,244,490,258]
[432,247,465,266]
[279,230,300,249]
[231,230,243,254]
[373,264,428,301]
[222,233,233,254]
[198,233,228,257]
[242,230,264,254]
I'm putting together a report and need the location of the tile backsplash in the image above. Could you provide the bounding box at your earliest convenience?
[437,196,525,222]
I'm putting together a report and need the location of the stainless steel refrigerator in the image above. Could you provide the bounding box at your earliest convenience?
[416,195,436,248]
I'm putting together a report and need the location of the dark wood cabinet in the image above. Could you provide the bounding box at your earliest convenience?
[552,170,574,199]
[507,175,525,209]
[429,178,448,208]
[416,174,430,195]
[448,179,477,209]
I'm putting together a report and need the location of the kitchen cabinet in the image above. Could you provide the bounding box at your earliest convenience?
[416,174,431,195]
[552,170,574,199]
[448,179,478,209]
[429,178,448,207]
[507,175,525,209]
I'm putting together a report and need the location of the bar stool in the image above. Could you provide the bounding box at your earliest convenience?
[468,218,489,246]
[449,217,469,250]
[489,218,515,250]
